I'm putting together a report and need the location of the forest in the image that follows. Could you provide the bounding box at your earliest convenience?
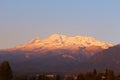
[0,61,120,80]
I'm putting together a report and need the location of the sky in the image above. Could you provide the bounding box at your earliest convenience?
[0,0,120,49]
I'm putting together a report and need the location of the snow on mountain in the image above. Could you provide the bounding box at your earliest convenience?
[14,34,113,51]
[1,34,113,61]
[0,34,115,75]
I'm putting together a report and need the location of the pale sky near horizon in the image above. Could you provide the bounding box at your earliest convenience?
[0,0,120,49]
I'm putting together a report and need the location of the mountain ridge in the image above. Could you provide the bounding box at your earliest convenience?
[0,34,117,75]
[12,34,112,51]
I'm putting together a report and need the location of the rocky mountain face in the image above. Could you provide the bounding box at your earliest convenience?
[0,34,114,75]
[88,44,120,73]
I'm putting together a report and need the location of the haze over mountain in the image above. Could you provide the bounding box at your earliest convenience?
[0,34,117,75]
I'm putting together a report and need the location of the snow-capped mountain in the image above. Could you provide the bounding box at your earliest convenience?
[13,34,112,51]
[0,34,113,75]
[2,34,113,60]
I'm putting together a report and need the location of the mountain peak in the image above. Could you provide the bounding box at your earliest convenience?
[45,34,66,46]
[50,34,62,37]
[28,37,41,44]
[14,34,113,50]
[48,34,67,39]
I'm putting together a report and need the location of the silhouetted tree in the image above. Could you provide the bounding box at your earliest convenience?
[12,77,27,80]
[76,73,84,80]
[93,69,97,75]
[0,61,13,80]
[56,75,61,80]
[37,75,47,80]
[105,69,115,80]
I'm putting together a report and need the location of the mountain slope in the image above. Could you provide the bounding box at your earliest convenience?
[0,34,112,62]
[86,44,120,73]
[0,34,113,75]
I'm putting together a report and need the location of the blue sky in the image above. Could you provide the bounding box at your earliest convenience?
[0,0,120,49]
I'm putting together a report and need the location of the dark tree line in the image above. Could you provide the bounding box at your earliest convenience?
[76,69,118,80]
[0,61,120,80]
